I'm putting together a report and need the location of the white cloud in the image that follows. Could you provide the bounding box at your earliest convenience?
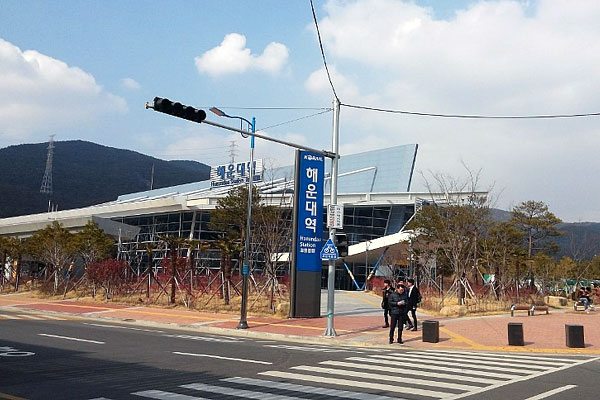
[120,77,140,90]
[195,33,289,77]
[0,38,127,142]
[305,0,600,221]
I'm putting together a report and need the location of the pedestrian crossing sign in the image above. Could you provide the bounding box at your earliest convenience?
[320,238,339,260]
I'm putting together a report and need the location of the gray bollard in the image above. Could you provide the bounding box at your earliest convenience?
[565,324,585,348]
[422,320,439,343]
[508,322,524,346]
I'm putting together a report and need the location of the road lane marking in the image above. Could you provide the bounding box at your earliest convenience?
[524,385,577,400]
[0,314,21,319]
[182,382,302,399]
[265,344,358,353]
[259,370,444,398]
[132,390,206,399]
[17,315,43,320]
[83,323,163,333]
[38,315,66,320]
[172,352,272,365]
[222,377,399,400]
[321,360,503,385]
[446,357,599,400]
[38,334,104,344]
[164,334,241,343]
[291,365,480,392]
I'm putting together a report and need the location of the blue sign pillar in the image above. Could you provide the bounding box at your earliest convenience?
[290,150,325,318]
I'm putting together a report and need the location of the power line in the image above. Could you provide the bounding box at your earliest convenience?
[258,109,332,131]
[310,0,339,102]
[341,103,600,119]
[202,106,330,111]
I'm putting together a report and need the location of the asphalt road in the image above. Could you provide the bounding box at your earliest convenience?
[0,311,598,400]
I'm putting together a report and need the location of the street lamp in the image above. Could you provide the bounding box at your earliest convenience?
[210,107,255,329]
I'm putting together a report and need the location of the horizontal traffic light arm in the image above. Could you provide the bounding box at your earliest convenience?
[146,97,336,159]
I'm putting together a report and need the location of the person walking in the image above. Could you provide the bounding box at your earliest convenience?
[381,279,394,328]
[396,277,411,329]
[387,283,408,344]
[406,278,421,331]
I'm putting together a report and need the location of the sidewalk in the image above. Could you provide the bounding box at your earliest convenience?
[1,291,599,354]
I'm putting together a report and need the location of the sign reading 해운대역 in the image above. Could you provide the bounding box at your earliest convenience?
[295,151,324,272]
[210,160,263,188]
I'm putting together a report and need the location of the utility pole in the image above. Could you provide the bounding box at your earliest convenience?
[324,97,340,337]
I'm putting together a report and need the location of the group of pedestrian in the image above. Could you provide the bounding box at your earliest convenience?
[381,278,421,344]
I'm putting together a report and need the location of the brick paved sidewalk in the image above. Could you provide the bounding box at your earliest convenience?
[1,292,599,353]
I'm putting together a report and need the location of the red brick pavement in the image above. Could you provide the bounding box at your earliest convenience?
[2,293,599,353]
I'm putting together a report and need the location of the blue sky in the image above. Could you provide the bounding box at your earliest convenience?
[1,0,600,222]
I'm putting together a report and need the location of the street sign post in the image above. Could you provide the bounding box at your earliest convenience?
[327,204,344,229]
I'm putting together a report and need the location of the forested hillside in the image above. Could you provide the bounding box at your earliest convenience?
[0,140,210,218]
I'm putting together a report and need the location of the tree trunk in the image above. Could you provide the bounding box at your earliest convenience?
[170,248,177,304]
[223,257,231,305]
[1,250,6,285]
[53,266,59,294]
[14,256,22,291]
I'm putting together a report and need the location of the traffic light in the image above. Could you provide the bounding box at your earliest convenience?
[147,97,206,123]
[335,232,348,258]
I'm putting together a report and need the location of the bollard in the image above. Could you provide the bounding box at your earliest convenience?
[565,324,585,348]
[508,322,524,346]
[422,320,439,343]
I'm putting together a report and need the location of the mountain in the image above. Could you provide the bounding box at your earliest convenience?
[489,208,600,260]
[0,140,210,218]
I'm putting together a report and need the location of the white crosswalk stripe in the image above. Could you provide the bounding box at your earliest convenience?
[404,350,562,367]
[380,352,552,371]
[0,313,67,321]
[182,382,303,399]
[133,389,207,399]
[344,356,520,379]
[407,349,582,363]
[221,377,399,400]
[368,353,536,374]
[121,351,596,400]
[321,360,503,385]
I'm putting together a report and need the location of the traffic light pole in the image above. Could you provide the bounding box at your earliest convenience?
[202,119,335,159]
[324,97,340,337]
[146,98,335,159]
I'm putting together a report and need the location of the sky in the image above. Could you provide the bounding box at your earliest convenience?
[1,0,599,222]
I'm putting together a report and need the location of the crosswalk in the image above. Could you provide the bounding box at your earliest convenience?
[92,349,597,399]
[0,313,68,321]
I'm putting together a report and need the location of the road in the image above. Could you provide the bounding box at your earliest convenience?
[0,311,598,400]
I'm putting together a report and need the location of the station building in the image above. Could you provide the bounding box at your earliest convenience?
[0,144,480,289]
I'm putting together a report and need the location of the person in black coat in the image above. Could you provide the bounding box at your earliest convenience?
[406,278,421,331]
[387,283,408,344]
[381,279,394,328]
